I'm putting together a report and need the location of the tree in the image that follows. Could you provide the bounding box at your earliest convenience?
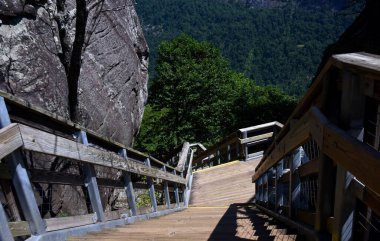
[137,34,238,155]
[136,34,298,157]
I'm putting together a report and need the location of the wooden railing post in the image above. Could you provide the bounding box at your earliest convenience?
[333,71,365,241]
[77,131,105,222]
[0,201,14,241]
[162,166,171,209]
[314,155,335,232]
[173,170,180,208]
[0,97,46,235]
[145,159,157,212]
[120,149,137,216]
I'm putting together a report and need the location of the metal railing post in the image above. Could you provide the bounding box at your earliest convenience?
[145,159,157,212]
[120,149,138,216]
[0,201,14,241]
[162,166,171,209]
[0,97,46,235]
[77,131,105,222]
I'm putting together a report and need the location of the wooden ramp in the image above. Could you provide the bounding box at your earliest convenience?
[68,206,298,241]
[190,160,260,206]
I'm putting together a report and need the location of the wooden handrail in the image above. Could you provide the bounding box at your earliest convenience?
[255,52,380,173]
[0,91,178,171]
[253,106,380,196]
[0,123,186,184]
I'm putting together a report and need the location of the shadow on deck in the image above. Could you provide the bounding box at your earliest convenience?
[207,204,301,241]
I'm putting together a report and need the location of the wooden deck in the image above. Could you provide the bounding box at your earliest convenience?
[67,206,298,241]
[68,160,300,240]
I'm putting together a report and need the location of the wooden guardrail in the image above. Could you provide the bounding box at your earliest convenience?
[192,122,282,170]
[252,52,380,241]
[0,92,195,241]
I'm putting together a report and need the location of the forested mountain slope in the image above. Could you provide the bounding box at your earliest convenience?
[135,0,363,95]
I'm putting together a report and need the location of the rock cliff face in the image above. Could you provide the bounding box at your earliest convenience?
[0,0,148,146]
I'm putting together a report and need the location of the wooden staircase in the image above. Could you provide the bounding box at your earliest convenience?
[189,160,259,206]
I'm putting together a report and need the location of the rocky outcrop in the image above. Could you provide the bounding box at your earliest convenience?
[0,0,148,146]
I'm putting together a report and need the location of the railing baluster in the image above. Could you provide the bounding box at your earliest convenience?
[145,159,157,212]
[77,131,105,222]
[0,97,46,235]
[119,149,138,216]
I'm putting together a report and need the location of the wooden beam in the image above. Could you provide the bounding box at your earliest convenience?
[239,132,273,144]
[45,214,96,232]
[18,124,186,185]
[332,52,380,80]
[0,124,23,160]
[238,122,283,133]
[8,221,30,237]
[297,158,319,177]
[323,123,380,195]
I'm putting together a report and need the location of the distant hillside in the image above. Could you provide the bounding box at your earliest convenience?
[135,0,363,95]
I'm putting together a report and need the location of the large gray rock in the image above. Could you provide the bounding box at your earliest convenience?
[0,0,148,219]
[0,8,70,117]
[0,0,148,145]
[77,0,148,144]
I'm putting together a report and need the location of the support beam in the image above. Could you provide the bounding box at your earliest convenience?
[119,149,137,216]
[77,131,105,222]
[145,159,157,212]
[0,97,46,235]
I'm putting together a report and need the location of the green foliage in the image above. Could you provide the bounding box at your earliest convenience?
[136,34,297,156]
[135,0,359,96]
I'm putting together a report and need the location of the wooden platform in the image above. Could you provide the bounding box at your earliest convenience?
[190,160,260,206]
[67,206,298,241]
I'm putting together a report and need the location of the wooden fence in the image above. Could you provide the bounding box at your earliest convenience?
[192,122,283,170]
[0,92,195,241]
[252,52,380,241]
